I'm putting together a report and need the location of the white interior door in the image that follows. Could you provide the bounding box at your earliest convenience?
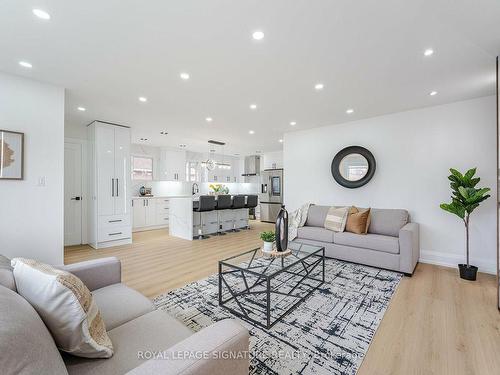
[64,142,83,246]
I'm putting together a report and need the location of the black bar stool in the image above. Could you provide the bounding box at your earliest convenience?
[230,195,246,232]
[215,194,232,235]
[244,194,258,228]
[193,195,216,240]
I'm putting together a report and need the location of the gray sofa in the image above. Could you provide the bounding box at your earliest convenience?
[293,205,419,275]
[0,256,249,375]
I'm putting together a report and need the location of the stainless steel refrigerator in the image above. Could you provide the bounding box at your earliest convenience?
[259,169,283,222]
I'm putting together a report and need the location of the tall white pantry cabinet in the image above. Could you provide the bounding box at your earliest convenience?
[87,121,132,249]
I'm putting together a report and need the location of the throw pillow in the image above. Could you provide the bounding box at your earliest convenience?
[324,206,349,232]
[346,208,371,234]
[11,258,114,358]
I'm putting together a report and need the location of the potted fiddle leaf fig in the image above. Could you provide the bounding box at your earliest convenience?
[440,168,490,281]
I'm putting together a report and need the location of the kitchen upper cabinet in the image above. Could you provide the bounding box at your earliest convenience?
[159,149,186,181]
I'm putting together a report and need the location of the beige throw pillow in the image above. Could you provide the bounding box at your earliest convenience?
[324,206,349,232]
[11,258,113,358]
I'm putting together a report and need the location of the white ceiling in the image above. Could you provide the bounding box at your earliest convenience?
[1,0,499,155]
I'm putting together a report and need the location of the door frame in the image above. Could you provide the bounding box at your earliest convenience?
[65,137,88,245]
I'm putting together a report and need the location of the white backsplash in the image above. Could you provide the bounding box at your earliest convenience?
[132,180,259,197]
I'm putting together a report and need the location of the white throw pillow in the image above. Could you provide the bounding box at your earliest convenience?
[11,258,114,358]
[324,206,349,232]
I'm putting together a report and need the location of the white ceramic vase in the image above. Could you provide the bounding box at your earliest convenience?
[263,241,274,253]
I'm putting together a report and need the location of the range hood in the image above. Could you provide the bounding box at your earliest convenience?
[241,155,261,176]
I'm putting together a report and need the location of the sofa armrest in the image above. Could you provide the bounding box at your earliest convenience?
[399,223,420,274]
[126,319,249,375]
[57,257,121,291]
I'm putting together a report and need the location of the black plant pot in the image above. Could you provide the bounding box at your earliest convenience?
[458,264,478,281]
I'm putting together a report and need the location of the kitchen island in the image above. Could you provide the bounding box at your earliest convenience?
[169,195,249,240]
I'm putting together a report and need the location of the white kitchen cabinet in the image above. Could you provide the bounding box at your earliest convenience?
[159,149,186,181]
[132,199,146,228]
[132,197,169,231]
[88,121,132,249]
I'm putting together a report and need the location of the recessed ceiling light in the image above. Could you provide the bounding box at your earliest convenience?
[346,108,354,114]
[77,107,86,111]
[179,144,187,148]
[249,104,257,110]
[424,49,434,56]
[32,9,50,20]
[279,139,283,143]
[252,30,265,40]
[180,72,190,80]
[249,130,255,135]
[429,91,438,96]
[205,117,213,122]
[138,96,147,102]
[290,121,297,126]
[19,61,32,68]
[314,83,324,90]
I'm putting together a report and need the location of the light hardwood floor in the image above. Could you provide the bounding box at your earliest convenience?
[65,223,500,374]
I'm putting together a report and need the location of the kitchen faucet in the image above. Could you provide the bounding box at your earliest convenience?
[192,182,199,195]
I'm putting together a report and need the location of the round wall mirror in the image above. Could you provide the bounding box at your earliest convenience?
[331,146,376,188]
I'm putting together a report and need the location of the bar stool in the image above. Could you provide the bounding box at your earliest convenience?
[230,195,246,232]
[244,194,258,228]
[215,194,232,235]
[193,195,216,240]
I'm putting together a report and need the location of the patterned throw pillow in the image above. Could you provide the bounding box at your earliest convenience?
[324,206,349,232]
[11,258,113,358]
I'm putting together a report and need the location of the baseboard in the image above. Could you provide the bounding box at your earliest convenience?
[419,249,497,275]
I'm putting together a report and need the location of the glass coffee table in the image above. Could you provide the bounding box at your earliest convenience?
[218,242,325,329]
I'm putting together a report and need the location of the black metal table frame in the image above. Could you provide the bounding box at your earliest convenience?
[218,246,325,329]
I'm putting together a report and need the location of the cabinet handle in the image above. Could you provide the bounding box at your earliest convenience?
[143,199,146,207]
[109,232,122,236]
[108,219,122,223]
[116,178,119,197]
[111,178,115,197]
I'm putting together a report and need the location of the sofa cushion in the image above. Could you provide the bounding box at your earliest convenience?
[64,310,193,375]
[334,232,400,254]
[0,285,68,375]
[93,283,154,330]
[0,254,16,291]
[297,226,335,243]
[368,208,409,237]
[11,258,114,358]
[305,205,330,227]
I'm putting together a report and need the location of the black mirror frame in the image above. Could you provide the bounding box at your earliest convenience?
[331,146,376,188]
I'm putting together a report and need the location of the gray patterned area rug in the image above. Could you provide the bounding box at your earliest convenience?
[154,259,402,375]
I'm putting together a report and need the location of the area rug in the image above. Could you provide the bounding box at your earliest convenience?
[153,258,402,375]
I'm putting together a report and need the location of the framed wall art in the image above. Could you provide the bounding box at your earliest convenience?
[0,129,24,180]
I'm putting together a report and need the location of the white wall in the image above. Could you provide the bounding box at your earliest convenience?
[284,96,497,273]
[0,73,65,264]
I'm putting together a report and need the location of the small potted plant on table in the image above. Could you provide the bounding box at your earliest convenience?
[260,231,275,253]
[440,168,490,281]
